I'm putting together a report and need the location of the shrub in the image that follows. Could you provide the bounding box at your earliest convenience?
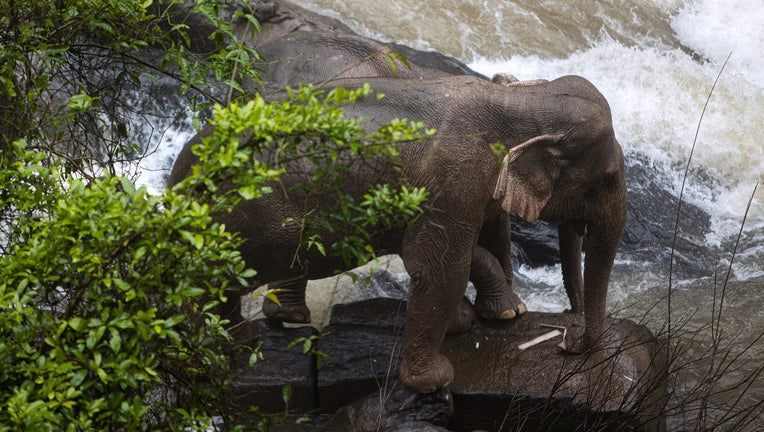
[0,139,255,430]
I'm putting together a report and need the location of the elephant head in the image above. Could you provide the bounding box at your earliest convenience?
[489,76,627,351]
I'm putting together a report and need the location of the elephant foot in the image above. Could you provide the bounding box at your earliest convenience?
[474,290,526,321]
[559,327,601,355]
[560,336,587,354]
[446,297,477,334]
[262,297,311,324]
[399,352,454,394]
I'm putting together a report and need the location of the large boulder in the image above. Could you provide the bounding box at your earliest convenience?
[228,319,318,413]
[443,312,668,432]
[233,296,667,431]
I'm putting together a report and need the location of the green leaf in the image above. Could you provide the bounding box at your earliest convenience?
[67,92,96,111]
[265,290,282,305]
[109,330,121,353]
[68,317,87,332]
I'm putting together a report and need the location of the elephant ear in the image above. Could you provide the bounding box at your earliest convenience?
[493,134,564,222]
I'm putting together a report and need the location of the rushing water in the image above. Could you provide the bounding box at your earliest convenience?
[134,0,763,428]
[290,1,764,423]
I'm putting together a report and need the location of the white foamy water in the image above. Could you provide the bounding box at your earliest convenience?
[292,0,764,276]
[133,125,193,195]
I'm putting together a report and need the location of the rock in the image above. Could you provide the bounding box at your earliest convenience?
[325,382,453,432]
[230,292,666,431]
[317,299,406,413]
[316,298,666,431]
[328,297,407,328]
[619,151,716,279]
[443,313,668,432]
[510,216,561,267]
[229,319,318,413]
[387,421,453,432]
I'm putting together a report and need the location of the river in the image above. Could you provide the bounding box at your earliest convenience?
[135,0,763,429]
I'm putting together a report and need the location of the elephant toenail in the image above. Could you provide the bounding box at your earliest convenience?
[501,310,516,320]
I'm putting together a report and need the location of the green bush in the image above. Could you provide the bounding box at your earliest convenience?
[0,1,431,429]
[0,139,253,430]
[0,84,430,430]
[188,84,432,267]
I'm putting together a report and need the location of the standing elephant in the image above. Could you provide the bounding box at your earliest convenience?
[241,2,525,325]
[168,74,627,394]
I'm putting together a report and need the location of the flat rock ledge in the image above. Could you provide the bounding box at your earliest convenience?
[229,298,668,431]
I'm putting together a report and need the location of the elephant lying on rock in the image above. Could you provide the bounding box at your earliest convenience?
[249,0,484,90]
[168,74,627,394]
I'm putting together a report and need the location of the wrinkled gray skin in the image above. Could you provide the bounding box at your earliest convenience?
[162,1,525,322]
[155,0,482,85]
[243,1,525,325]
[168,75,627,394]
[247,0,484,90]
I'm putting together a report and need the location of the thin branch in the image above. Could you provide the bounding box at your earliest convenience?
[667,52,732,340]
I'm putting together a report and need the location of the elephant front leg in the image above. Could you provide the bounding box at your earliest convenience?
[470,245,526,320]
[563,221,620,354]
[472,213,526,319]
[262,279,311,323]
[559,221,584,313]
[398,223,474,394]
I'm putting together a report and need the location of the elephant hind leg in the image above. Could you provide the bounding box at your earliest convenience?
[471,245,526,320]
[262,279,311,324]
[447,296,477,334]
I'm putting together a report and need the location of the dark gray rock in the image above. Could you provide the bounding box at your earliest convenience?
[328,297,407,328]
[387,420,453,432]
[619,151,716,279]
[325,382,453,432]
[443,313,668,432]
[227,293,666,432]
[229,319,318,413]
[317,323,405,413]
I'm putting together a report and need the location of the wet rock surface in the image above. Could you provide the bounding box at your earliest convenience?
[444,313,667,432]
[232,296,667,431]
[229,320,318,413]
[619,151,716,279]
[149,1,717,281]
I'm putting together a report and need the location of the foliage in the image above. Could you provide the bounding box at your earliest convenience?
[287,333,330,371]
[180,84,432,267]
[0,138,265,430]
[0,0,262,178]
[0,0,432,429]
[0,89,431,430]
